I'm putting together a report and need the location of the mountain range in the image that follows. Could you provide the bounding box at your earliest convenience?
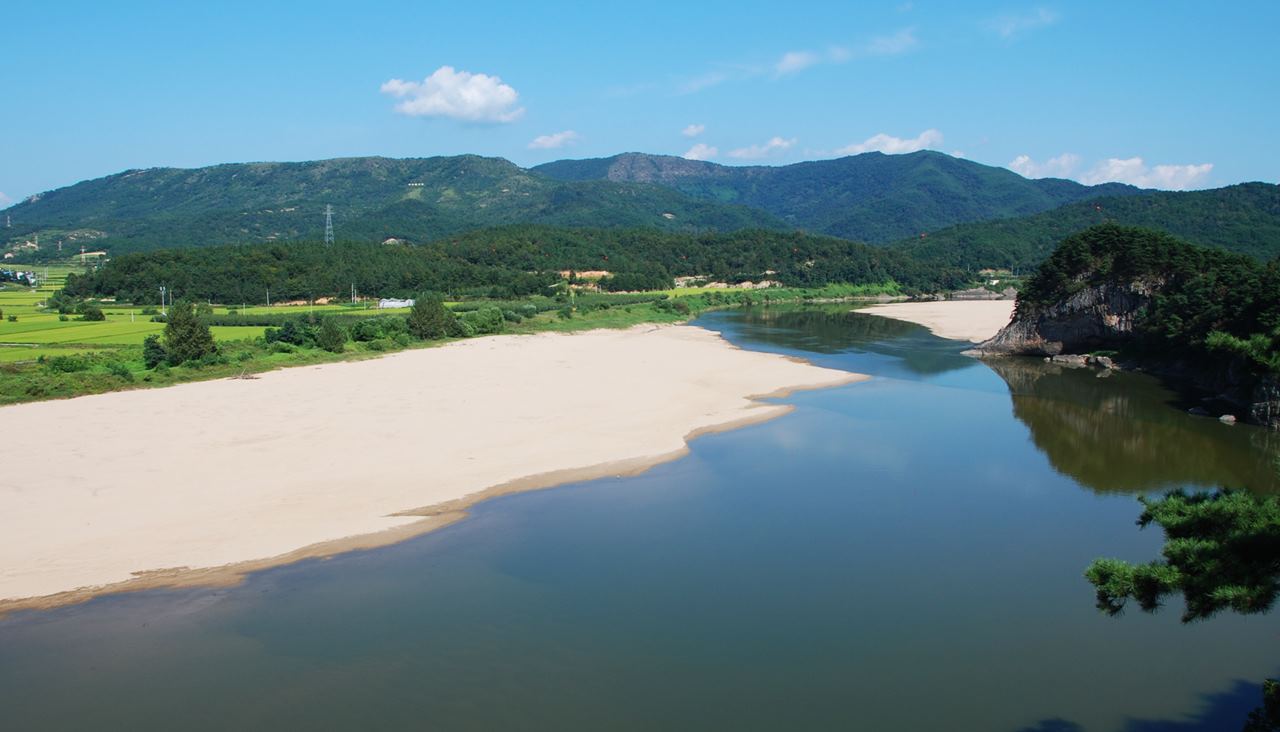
[533,151,1141,242]
[4,151,1278,270]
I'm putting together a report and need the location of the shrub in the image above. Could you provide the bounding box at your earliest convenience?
[407,294,458,340]
[8,314,17,322]
[79,305,106,321]
[58,314,69,322]
[264,319,312,346]
[316,318,346,353]
[107,362,134,382]
[460,307,505,335]
[44,355,91,373]
[502,309,523,323]
[142,335,168,369]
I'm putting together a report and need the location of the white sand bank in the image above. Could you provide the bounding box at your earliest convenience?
[859,300,1016,343]
[0,325,861,610]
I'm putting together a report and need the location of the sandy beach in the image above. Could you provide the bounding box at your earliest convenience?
[858,300,1016,343]
[0,324,861,611]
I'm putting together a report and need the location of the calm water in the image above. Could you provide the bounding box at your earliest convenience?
[2,307,1278,731]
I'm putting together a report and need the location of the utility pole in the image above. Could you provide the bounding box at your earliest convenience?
[324,205,334,245]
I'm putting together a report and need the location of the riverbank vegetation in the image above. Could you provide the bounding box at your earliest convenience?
[0,281,896,405]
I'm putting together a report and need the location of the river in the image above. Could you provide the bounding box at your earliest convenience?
[1,306,1276,731]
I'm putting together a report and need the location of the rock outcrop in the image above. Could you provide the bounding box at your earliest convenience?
[975,278,1163,356]
[975,279,1279,430]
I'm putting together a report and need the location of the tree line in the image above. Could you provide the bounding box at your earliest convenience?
[60,225,968,305]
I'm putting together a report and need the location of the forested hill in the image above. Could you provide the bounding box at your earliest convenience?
[63,226,964,305]
[980,225,1280,428]
[1,156,783,257]
[533,151,1142,243]
[889,183,1280,272]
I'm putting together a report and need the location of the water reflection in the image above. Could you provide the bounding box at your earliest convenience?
[715,306,975,378]
[986,357,1280,494]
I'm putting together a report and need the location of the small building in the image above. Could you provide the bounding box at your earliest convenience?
[378,298,415,309]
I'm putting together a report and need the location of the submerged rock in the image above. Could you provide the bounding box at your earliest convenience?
[1220,414,1238,424]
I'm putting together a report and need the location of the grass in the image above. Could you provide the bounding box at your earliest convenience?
[0,279,902,405]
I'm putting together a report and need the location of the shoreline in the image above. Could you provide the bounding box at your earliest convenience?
[856,300,1016,343]
[0,324,863,615]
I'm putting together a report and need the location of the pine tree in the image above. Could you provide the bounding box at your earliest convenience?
[316,317,346,353]
[163,300,217,365]
[406,294,456,340]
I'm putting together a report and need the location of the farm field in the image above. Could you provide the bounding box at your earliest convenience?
[0,266,262,363]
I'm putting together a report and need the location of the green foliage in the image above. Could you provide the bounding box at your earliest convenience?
[61,226,962,305]
[42,354,91,373]
[142,334,167,369]
[1244,680,1280,732]
[891,183,1280,272]
[406,294,457,340]
[534,151,1142,243]
[316,317,346,353]
[162,300,218,365]
[78,304,105,321]
[1084,489,1280,622]
[1017,225,1280,372]
[107,361,134,382]
[4,155,782,258]
[459,307,505,335]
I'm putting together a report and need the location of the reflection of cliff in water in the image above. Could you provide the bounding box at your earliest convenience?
[987,357,1280,494]
[731,307,974,377]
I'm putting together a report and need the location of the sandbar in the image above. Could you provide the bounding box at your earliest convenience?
[0,324,862,612]
[858,300,1016,343]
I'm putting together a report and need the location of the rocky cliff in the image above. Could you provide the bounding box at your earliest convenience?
[975,277,1164,356]
[975,278,1279,430]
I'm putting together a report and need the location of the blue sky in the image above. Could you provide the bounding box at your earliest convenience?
[2,1,1276,205]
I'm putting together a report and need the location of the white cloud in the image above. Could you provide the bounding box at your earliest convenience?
[380,66,524,123]
[682,124,706,138]
[781,28,918,78]
[951,150,967,159]
[683,143,719,161]
[728,136,796,159]
[1080,157,1213,190]
[774,50,820,76]
[528,130,579,150]
[678,71,729,94]
[836,128,942,155]
[989,8,1059,39]
[862,27,919,56]
[0,192,11,208]
[1008,152,1081,178]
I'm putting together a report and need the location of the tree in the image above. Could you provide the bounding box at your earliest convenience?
[79,304,106,321]
[406,294,456,340]
[1084,489,1280,622]
[316,317,346,353]
[1086,489,1280,731]
[163,300,217,365]
[142,335,167,369]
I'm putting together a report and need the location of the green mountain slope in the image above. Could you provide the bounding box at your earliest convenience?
[1,156,784,257]
[890,183,1280,272]
[533,151,1141,242]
